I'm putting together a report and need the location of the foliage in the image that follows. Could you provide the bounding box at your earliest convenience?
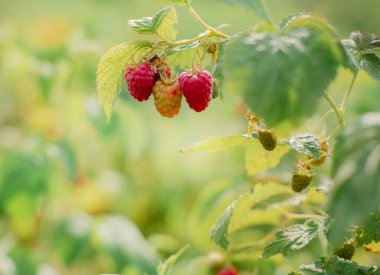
[1,0,380,274]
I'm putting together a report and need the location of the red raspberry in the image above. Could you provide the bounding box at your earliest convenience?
[125,63,155,101]
[179,70,213,112]
[152,80,182,118]
[218,267,238,275]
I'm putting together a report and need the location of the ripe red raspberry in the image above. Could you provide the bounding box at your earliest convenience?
[218,267,238,275]
[152,80,182,118]
[179,70,213,112]
[125,63,155,101]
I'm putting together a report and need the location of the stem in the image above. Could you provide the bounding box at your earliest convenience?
[165,31,211,48]
[184,0,230,39]
[340,72,358,112]
[323,92,344,129]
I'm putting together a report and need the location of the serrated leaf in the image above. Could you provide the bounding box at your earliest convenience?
[158,245,189,275]
[128,7,178,41]
[262,219,325,259]
[286,134,321,160]
[210,196,241,249]
[158,0,186,6]
[224,0,269,22]
[360,53,380,83]
[180,134,251,153]
[166,41,200,68]
[356,214,380,247]
[245,142,289,175]
[300,256,380,275]
[341,39,360,73]
[96,40,152,120]
[327,113,380,245]
[224,17,340,127]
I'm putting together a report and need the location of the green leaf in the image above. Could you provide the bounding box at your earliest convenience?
[327,113,380,245]
[128,7,178,41]
[360,54,380,83]
[210,196,242,249]
[300,256,380,275]
[245,141,290,176]
[96,40,152,120]
[224,17,340,127]
[158,245,189,275]
[262,219,325,259]
[351,31,378,51]
[180,134,251,153]
[341,39,360,73]
[166,41,200,68]
[286,134,321,160]
[95,215,158,273]
[53,213,94,265]
[224,0,269,22]
[356,214,380,247]
[158,0,186,6]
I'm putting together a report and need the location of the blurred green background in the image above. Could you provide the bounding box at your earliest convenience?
[0,0,379,274]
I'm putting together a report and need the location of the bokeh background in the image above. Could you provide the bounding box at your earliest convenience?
[0,0,379,274]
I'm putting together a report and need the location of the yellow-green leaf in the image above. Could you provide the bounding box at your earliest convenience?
[180,134,251,153]
[245,142,289,176]
[96,40,152,120]
[156,7,178,41]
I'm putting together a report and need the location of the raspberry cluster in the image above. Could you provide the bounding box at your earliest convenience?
[124,57,214,118]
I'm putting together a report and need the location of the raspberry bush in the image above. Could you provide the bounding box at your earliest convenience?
[97,0,380,273]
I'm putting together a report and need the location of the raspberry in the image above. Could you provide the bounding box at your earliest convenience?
[291,172,312,192]
[258,129,277,151]
[218,267,238,275]
[152,80,182,118]
[179,70,213,112]
[334,242,356,260]
[125,63,155,101]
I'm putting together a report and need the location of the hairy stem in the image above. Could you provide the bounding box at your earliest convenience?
[184,0,230,39]
[339,72,358,123]
[323,92,344,129]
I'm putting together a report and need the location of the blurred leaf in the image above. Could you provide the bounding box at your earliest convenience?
[180,134,251,153]
[95,215,158,273]
[262,219,325,259]
[0,152,51,208]
[355,214,380,247]
[327,113,380,244]
[300,256,380,275]
[210,196,241,250]
[54,213,94,266]
[224,0,269,22]
[158,0,186,6]
[54,140,78,181]
[9,248,37,275]
[96,40,152,120]
[157,245,189,275]
[128,7,178,41]
[245,142,290,176]
[286,134,321,160]
[360,54,380,83]
[225,15,340,127]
